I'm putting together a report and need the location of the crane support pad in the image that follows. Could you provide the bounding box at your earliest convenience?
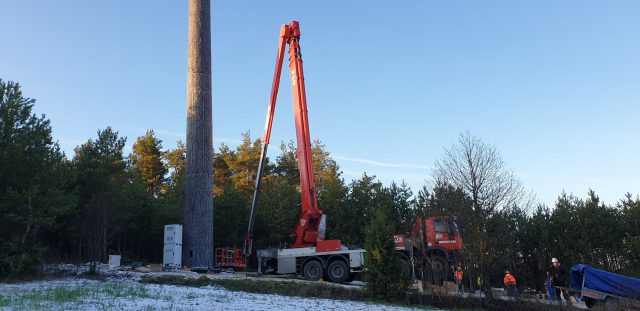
[316,240,342,253]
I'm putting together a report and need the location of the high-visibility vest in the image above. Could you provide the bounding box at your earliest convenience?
[504,273,516,285]
[454,271,463,280]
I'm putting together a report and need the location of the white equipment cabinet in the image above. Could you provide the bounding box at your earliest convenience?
[163,224,183,270]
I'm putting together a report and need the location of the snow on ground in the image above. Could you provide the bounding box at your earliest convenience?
[0,277,432,311]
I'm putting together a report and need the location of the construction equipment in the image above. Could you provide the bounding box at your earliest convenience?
[214,247,246,271]
[394,215,463,284]
[238,21,365,283]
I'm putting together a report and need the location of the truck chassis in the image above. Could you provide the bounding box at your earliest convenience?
[257,247,365,283]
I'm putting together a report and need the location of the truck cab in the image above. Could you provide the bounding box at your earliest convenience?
[425,216,463,251]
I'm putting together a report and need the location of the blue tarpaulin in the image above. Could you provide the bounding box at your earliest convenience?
[570,264,640,299]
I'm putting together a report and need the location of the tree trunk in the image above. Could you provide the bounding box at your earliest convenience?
[103,204,107,262]
[184,0,214,269]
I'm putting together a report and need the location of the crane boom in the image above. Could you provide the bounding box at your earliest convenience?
[244,21,327,256]
[232,21,364,283]
[286,21,324,247]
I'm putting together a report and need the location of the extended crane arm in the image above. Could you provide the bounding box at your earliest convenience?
[244,21,324,255]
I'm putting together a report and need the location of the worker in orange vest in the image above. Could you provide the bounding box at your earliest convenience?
[454,266,464,293]
[504,270,518,297]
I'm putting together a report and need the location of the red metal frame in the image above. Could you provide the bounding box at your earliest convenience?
[214,247,247,270]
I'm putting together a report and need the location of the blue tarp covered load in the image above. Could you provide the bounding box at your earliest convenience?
[570,264,640,299]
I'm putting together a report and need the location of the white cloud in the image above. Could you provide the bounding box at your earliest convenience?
[333,154,431,170]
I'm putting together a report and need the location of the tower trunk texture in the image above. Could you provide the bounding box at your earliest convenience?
[184,0,213,270]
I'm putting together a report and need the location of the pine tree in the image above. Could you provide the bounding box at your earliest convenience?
[364,208,409,300]
[274,140,298,186]
[213,143,234,196]
[228,132,266,194]
[334,173,380,247]
[0,80,76,277]
[73,127,129,263]
[388,181,414,234]
[165,140,186,188]
[130,130,167,196]
[621,194,640,277]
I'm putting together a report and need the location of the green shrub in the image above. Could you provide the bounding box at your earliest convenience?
[0,239,45,280]
[364,208,409,300]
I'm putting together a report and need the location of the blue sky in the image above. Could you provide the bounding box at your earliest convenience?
[2,1,639,207]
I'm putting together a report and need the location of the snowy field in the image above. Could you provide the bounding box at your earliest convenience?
[0,278,430,311]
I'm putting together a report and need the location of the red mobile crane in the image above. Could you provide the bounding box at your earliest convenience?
[238,21,364,282]
[214,21,461,284]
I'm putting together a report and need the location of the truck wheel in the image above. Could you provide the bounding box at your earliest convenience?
[413,256,425,281]
[303,260,323,281]
[584,297,596,308]
[327,260,349,283]
[425,255,447,285]
[399,258,411,279]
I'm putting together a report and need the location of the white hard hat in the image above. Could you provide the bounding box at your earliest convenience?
[551,258,559,263]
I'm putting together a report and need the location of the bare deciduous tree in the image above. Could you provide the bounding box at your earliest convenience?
[433,132,529,214]
[432,131,533,285]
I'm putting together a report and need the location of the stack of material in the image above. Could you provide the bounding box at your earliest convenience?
[408,281,424,292]
[163,224,183,270]
[134,266,152,273]
[491,287,506,298]
[424,284,447,294]
[444,281,457,292]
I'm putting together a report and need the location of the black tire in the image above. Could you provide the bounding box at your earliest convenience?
[584,297,596,308]
[399,258,411,279]
[327,260,350,283]
[425,255,447,285]
[413,255,426,281]
[303,260,324,281]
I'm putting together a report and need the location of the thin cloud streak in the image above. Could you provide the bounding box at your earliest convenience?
[334,154,431,170]
[341,169,426,183]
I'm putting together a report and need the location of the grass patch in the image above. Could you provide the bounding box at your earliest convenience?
[101,282,153,299]
[0,294,8,307]
[0,281,159,310]
[0,286,89,310]
[141,275,580,311]
[186,292,197,299]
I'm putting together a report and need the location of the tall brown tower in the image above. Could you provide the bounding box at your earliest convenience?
[184,0,213,270]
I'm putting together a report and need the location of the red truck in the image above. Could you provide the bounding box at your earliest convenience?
[394,215,463,284]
